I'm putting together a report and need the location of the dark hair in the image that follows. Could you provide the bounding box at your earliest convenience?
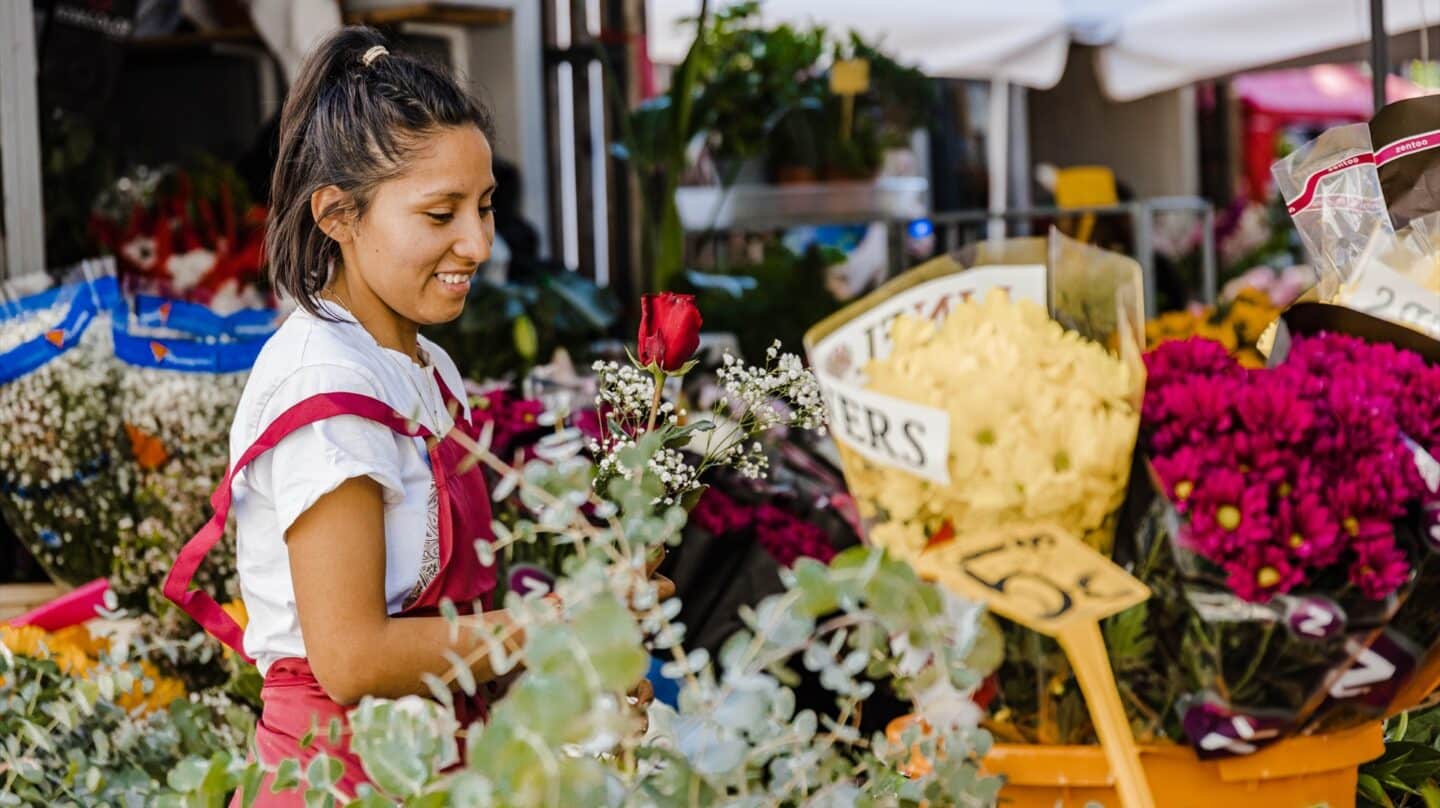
[266,26,495,317]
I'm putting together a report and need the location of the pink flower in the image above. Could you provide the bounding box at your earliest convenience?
[690,488,754,536]
[1349,533,1410,600]
[1141,330,1436,604]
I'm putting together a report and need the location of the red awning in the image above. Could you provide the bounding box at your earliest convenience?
[1237,65,1429,199]
[1235,64,1426,123]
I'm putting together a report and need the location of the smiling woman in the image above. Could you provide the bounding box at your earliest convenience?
[159,26,553,806]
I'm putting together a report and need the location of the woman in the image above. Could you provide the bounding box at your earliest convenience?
[164,27,653,803]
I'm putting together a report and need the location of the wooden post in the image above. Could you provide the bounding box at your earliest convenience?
[605,0,644,303]
[569,0,598,281]
[0,2,47,279]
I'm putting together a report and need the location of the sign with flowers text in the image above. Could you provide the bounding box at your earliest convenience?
[805,263,1047,484]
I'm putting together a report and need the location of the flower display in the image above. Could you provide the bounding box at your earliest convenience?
[846,289,1140,557]
[1143,334,1434,602]
[0,272,133,585]
[89,165,269,313]
[0,622,186,713]
[689,486,837,566]
[112,360,249,608]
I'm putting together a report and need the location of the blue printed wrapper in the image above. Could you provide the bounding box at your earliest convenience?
[0,260,133,585]
[108,298,276,609]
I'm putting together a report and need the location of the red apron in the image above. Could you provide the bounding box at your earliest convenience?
[164,371,497,805]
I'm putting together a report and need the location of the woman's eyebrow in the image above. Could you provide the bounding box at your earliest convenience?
[419,182,498,201]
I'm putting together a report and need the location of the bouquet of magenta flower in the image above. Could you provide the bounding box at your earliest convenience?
[1128,306,1440,756]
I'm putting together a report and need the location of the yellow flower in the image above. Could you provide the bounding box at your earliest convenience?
[117,660,187,714]
[221,599,249,630]
[850,289,1140,558]
[0,624,49,658]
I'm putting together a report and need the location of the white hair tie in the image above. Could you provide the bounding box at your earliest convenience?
[361,45,388,67]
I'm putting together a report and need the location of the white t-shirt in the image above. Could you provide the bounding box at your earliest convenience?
[231,300,470,675]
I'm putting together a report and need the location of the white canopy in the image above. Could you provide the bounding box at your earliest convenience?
[1097,0,1440,102]
[649,0,1440,101]
[646,0,1072,89]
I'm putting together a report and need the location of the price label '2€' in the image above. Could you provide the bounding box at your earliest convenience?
[921,523,1155,808]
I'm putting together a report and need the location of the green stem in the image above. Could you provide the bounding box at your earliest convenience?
[1230,621,1276,698]
[645,369,665,434]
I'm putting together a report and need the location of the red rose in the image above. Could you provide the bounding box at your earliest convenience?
[637,292,702,373]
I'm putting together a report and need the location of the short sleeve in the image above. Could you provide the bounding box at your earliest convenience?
[243,363,409,539]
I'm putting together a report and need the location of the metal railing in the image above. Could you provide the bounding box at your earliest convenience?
[884,197,1218,317]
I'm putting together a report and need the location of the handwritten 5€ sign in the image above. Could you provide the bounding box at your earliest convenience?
[921,523,1150,633]
[920,524,1155,808]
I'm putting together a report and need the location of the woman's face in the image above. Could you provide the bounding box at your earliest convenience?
[344,124,496,327]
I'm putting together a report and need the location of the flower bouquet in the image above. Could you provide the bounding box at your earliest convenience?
[0,260,133,586]
[108,311,272,612]
[1146,286,1285,369]
[89,162,270,314]
[804,231,1149,755]
[1129,308,1440,756]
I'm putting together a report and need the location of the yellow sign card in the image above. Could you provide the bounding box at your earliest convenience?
[830,59,870,96]
[917,523,1149,635]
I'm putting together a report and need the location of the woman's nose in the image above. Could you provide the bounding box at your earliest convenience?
[452,210,493,264]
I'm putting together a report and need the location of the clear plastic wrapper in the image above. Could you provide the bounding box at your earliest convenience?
[1272,123,1391,300]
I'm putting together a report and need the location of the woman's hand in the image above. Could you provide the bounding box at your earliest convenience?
[627,678,655,733]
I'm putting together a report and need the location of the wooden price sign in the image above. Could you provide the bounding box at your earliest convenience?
[921,523,1155,808]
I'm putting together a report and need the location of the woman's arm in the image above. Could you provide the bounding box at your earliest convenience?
[287,475,518,705]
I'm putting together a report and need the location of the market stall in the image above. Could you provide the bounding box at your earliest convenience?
[6,3,1440,807]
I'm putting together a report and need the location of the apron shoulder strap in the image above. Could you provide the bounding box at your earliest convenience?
[432,368,475,433]
[163,392,435,663]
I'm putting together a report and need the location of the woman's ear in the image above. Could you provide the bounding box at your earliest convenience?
[311,185,354,243]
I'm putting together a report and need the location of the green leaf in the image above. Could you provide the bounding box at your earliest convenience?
[1102,603,1154,670]
[295,717,315,748]
[792,558,839,617]
[167,757,210,792]
[512,315,539,362]
[303,788,336,808]
[271,758,302,793]
[306,752,344,790]
[1421,780,1440,808]
[239,764,265,808]
[1358,773,1397,807]
[571,596,649,691]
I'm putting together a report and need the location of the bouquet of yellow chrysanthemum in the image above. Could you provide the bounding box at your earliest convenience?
[806,231,1145,562]
[805,231,1148,745]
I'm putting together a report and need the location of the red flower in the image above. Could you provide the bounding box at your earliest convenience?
[638,293,702,372]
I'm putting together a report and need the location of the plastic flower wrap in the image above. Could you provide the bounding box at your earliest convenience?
[1126,304,1440,756]
[804,232,1149,750]
[1271,98,1440,344]
[109,309,272,611]
[0,260,134,585]
[804,231,1146,570]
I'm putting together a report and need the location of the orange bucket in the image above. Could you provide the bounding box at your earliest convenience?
[888,717,1383,807]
